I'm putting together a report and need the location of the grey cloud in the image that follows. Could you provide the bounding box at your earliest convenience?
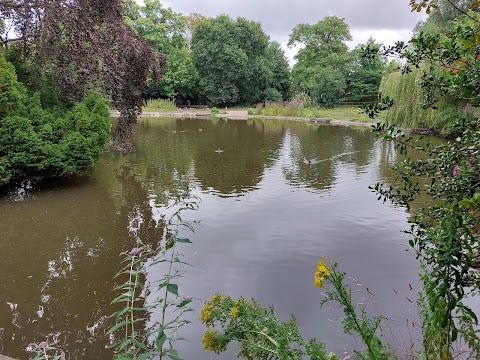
[162,0,427,36]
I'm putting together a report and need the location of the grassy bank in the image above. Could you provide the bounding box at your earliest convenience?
[143,99,177,112]
[254,102,376,122]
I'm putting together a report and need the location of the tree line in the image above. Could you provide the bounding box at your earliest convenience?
[124,0,387,107]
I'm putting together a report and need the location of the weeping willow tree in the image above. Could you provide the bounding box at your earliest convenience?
[379,69,458,129]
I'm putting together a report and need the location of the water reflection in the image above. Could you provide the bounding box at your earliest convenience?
[0,119,422,359]
[283,125,376,192]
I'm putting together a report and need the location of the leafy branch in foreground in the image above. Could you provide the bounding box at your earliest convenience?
[199,259,396,360]
[199,293,332,360]
[318,260,395,360]
[360,12,480,355]
[108,186,199,360]
[370,120,480,357]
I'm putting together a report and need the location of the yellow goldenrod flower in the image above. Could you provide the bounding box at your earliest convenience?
[231,306,239,319]
[202,329,227,354]
[200,303,214,323]
[314,260,331,288]
[202,329,218,351]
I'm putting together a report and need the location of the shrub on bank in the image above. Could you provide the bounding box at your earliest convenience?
[0,56,110,186]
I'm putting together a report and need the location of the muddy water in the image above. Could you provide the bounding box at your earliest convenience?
[0,118,421,359]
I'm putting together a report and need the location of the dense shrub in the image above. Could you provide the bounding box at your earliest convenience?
[0,56,110,186]
[262,87,283,102]
[311,68,346,108]
[0,56,25,117]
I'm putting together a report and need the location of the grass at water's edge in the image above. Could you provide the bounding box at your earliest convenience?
[254,105,382,123]
[143,99,177,112]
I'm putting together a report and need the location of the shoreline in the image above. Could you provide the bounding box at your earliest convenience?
[110,109,375,127]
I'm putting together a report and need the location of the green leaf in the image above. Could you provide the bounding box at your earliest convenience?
[106,320,129,335]
[167,284,179,296]
[166,240,175,251]
[176,299,192,308]
[133,339,150,351]
[451,324,458,342]
[137,353,153,360]
[118,338,133,351]
[167,349,183,360]
[156,331,167,351]
[462,305,478,324]
[176,238,192,244]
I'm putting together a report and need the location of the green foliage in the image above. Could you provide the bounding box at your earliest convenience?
[0,55,25,117]
[289,18,385,107]
[346,38,386,102]
[210,107,220,114]
[291,91,314,107]
[379,69,454,129]
[199,294,332,359]
[262,88,283,102]
[128,0,200,99]
[256,101,304,117]
[413,0,479,36]
[0,58,110,186]
[199,259,398,360]
[4,46,34,87]
[30,341,61,360]
[192,15,290,106]
[265,41,291,100]
[369,120,480,357]
[108,188,199,360]
[289,16,352,97]
[355,6,480,356]
[255,103,373,122]
[319,261,396,360]
[438,106,479,137]
[143,98,177,112]
[311,68,346,108]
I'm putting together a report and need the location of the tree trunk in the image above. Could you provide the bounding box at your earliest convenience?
[111,109,139,154]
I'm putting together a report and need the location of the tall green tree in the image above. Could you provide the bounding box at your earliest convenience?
[264,41,291,101]
[128,0,200,100]
[192,15,290,106]
[346,38,386,101]
[288,16,352,104]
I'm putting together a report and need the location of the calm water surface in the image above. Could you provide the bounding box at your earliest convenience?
[0,118,422,359]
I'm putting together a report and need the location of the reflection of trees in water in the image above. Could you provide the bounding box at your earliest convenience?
[283,126,377,191]
[192,120,284,196]
[126,118,195,205]
[375,134,447,212]
[126,118,285,197]
[0,157,166,358]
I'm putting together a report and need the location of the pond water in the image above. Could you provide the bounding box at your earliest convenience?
[0,118,422,359]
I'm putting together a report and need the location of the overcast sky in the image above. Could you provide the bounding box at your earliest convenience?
[157,0,428,64]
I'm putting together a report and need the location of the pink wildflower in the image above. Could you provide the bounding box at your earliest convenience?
[453,165,460,176]
[39,341,48,349]
[130,247,140,256]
